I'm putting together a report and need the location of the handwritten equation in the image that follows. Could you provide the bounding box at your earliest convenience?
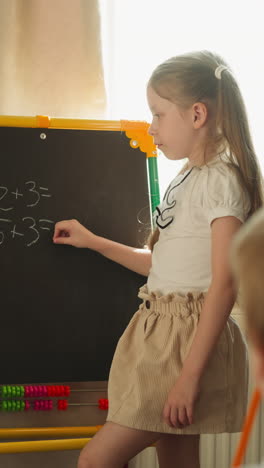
[0,181,54,247]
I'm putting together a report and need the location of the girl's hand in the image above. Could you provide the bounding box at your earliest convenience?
[53,219,99,249]
[163,373,200,428]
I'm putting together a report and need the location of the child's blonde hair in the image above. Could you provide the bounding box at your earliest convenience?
[231,208,264,345]
[147,50,263,250]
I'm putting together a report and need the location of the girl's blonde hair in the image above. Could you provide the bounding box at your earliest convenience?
[231,208,264,345]
[147,50,263,249]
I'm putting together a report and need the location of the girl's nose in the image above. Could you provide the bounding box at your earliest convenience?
[148,122,155,136]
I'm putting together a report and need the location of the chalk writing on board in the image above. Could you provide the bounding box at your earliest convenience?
[0,181,51,211]
[0,181,53,247]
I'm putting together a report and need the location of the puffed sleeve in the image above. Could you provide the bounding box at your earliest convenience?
[203,163,251,225]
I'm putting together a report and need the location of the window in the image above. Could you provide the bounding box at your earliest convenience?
[100,0,264,195]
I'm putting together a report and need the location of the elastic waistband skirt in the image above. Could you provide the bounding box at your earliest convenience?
[107,284,248,434]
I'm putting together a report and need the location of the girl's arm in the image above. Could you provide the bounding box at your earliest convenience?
[53,219,152,277]
[163,215,241,428]
[181,215,241,380]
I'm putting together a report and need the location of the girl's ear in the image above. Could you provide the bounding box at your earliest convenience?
[192,102,208,129]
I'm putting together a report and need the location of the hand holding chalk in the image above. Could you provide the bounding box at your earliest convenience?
[53,219,99,249]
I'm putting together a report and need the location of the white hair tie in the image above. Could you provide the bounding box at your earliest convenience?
[215,65,228,80]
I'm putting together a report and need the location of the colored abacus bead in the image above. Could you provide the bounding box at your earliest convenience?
[57,399,68,410]
[13,401,20,411]
[0,400,26,411]
[49,386,54,397]
[1,401,7,411]
[15,386,23,397]
[24,400,30,411]
[0,385,24,398]
[99,399,109,410]
[33,399,53,411]
[25,385,32,397]
[47,385,54,397]
[3,401,9,411]
[20,401,26,411]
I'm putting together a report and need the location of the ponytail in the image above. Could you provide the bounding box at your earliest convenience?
[216,72,264,215]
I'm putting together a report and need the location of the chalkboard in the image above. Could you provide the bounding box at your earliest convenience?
[0,126,151,384]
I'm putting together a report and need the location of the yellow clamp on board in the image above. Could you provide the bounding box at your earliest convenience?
[121,120,157,158]
[36,115,51,128]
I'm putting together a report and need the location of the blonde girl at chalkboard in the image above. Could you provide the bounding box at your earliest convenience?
[53,50,263,468]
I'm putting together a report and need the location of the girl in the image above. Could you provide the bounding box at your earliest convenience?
[53,50,263,468]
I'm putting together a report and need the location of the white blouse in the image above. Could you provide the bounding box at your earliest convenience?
[147,157,250,295]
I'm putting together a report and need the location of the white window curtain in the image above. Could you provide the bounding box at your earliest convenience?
[0,0,106,118]
[100,0,264,195]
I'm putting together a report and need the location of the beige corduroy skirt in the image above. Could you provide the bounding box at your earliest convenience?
[106,285,248,434]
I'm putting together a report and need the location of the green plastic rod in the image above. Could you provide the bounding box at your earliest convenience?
[147,156,160,217]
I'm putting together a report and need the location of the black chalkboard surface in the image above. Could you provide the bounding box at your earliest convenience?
[0,126,151,384]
